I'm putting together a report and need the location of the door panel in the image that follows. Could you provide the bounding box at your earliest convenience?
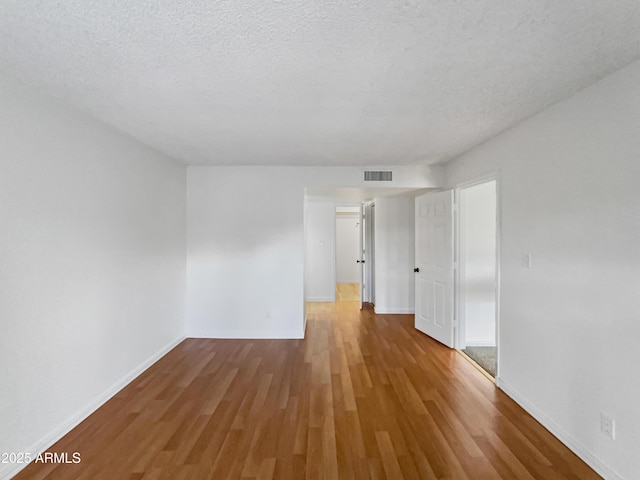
[415,190,455,347]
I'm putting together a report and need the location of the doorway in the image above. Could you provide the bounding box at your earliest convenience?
[457,179,498,378]
[367,203,375,306]
[413,179,499,379]
[335,206,361,303]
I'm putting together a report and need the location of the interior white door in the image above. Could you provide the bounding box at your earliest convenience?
[414,190,455,347]
[358,204,364,310]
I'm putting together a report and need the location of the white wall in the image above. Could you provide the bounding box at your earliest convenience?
[0,77,186,479]
[445,60,640,480]
[459,180,496,347]
[335,214,360,283]
[373,196,415,314]
[187,167,305,338]
[188,166,441,338]
[304,201,336,301]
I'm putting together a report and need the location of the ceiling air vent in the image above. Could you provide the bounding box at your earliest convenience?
[364,170,393,182]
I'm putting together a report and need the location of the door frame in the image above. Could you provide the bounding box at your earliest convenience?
[334,205,363,304]
[454,172,501,378]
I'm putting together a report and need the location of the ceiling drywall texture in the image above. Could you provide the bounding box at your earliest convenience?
[1,1,639,166]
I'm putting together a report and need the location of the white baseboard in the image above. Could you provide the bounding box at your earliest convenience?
[1,335,185,480]
[305,296,335,302]
[496,378,622,480]
[187,330,304,340]
[373,307,415,314]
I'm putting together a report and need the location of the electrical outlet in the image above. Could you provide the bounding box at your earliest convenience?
[521,253,532,268]
[601,413,616,439]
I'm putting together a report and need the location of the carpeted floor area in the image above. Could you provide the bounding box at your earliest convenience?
[462,346,496,378]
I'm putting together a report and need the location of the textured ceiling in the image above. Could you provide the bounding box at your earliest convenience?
[1,1,639,166]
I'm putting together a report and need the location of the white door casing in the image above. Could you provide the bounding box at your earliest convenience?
[414,190,455,347]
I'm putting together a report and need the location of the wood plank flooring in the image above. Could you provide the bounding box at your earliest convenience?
[336,283,359,302]
[15,296,600,479]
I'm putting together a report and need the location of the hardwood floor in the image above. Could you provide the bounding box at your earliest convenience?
[336,283,359,302]
[15,299,599,479]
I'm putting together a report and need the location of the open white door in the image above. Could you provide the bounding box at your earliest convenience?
[358,204,364,310]
[414,190,455,347]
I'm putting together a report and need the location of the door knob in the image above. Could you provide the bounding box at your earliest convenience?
[414,267,419,273]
